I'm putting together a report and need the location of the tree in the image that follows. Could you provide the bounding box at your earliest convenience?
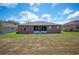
[0,20,2,23]
[0,18,4,23]
[6,20,19,25]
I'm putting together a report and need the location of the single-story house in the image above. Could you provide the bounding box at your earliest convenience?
[18,21,61,34]
[62,20,79,32]
[0,22,17,34]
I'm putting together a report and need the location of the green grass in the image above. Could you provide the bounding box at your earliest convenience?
[1,32,79,38]
[0,32,79,55]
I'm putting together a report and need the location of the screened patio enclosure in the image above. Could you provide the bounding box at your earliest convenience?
[33,26,47,33]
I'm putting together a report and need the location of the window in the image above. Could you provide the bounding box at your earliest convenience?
[57,26,60,29]
[48,26,52,29]
[24,28,26,31]
[34,26,47,31]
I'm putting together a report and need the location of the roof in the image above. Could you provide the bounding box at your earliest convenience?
[19,21,59,26]
[64,20,79,25]
[2,23,17,27]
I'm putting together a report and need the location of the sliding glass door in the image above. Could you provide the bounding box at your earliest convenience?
[34,26,47,31]
[33,26,47,33]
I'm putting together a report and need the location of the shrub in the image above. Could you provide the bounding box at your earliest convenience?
[64,29,69,32]
[69,28,73,32]
[16,32,19,34]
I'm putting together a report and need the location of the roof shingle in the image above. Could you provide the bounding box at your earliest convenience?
[20,21,59,26]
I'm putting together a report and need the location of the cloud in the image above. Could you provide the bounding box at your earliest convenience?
[62,8,73,15]
[29,3,34,6]
[20,11,39,19]
[29,3,40,12]
[67,11,79,19]
[57,8,73,17]
[19,11,39,24]
[51,3,59,9]
[41,14,51,22]
[52,3,58,7]
[54,8,74,24]
[19,10,53,24]
[0,3,17,8]
[30,6,39,12]
[51,16,66,24]
[6,16,19,22]
[6,10,52,24]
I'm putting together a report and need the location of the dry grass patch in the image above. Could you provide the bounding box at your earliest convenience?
[0,32,79,54]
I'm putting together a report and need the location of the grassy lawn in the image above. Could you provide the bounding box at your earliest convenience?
[0,32,79,55]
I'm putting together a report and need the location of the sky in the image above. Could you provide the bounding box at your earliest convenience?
[0,3,79,24]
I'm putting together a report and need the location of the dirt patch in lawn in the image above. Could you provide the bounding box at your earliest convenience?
[0,32,79,55]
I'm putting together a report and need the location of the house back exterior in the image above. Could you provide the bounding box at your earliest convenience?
[0,22,17,34]
[18,21,61,34]
[1,20,79,34]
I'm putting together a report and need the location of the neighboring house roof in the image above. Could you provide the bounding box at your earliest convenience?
[2,23,17,27]
[64,20,79,25]
[19,21,59,26]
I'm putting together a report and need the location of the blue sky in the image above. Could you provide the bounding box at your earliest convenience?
[0,3,79,24]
